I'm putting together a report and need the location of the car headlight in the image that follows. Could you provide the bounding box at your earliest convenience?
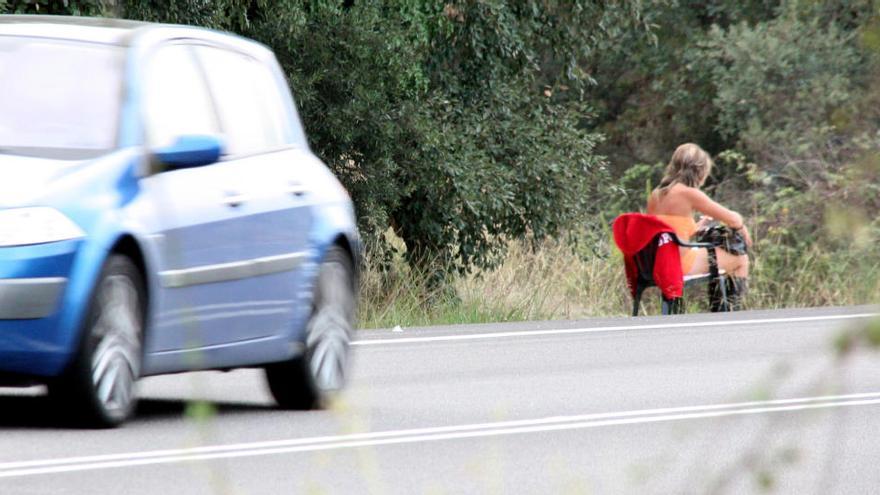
[0,207,86,247]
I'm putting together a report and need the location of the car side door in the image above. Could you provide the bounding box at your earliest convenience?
[139,43,257,354]
[190,44,314,342]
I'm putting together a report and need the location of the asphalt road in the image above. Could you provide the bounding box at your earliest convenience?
[0,306,879,494]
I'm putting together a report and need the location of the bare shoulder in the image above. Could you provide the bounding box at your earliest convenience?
[669,183,698,195]
[649,184,696,216]
[671,183,709,203]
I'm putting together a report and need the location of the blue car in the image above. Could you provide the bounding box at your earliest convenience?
[0,15,360,427]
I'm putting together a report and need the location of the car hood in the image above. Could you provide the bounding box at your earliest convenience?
[0,154,84,207]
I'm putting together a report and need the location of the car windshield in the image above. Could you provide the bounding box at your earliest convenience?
[0,36,123,159]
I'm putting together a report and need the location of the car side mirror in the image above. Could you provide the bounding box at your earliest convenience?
[152,135,224,170]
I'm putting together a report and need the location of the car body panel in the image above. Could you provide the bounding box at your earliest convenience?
[0,16,360,380]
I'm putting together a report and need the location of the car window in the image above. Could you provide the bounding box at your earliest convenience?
[194,46,287,155]
[142,44,219,148]
[0,37,122,159]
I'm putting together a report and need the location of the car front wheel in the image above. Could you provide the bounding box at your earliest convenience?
[49,255,144,428]
[265,246,355,409]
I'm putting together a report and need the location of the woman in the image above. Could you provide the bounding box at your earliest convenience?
[646,143,752,282]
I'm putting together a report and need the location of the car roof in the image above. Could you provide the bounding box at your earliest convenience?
[0,15,271,57]
[0,15,145,44]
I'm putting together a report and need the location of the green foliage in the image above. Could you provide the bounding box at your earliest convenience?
[1,0,105,15]
[397,82,609,272]
[706,15,861,168]
[120,0,230,27]
[606,161,664,216]
[588,1,781,171]
[390,0,647,273]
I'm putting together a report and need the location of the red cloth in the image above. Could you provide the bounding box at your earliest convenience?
[612,213,684,300]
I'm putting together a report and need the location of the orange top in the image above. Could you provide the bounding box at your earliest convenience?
[655,214,698,274]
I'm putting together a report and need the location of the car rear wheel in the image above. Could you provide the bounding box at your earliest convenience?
[49,255,144,428]
[265,246,355,409]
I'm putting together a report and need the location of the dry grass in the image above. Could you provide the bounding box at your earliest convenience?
[453,239,631,321]
[358,235,880,329]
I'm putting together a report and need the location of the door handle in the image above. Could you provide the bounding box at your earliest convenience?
[285,181,308,197]
[222,191,249,207]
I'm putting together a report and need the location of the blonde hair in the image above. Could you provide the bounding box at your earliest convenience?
[657,143,713,194]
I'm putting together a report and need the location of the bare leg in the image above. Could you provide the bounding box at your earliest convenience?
[689,247,750,311]
[688,248,749,278]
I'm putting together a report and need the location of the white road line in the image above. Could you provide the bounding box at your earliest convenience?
[352,312,878,346]
[2,391,879,479]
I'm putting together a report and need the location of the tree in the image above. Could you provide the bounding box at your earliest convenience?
[390,0,649,272]
[1,0,106,15]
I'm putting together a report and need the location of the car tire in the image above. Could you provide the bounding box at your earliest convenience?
[49,255,145,428]
[265,246,355,410]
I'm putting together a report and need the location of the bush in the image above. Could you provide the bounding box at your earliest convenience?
[705,15,862,170]
[2,0,105,15]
